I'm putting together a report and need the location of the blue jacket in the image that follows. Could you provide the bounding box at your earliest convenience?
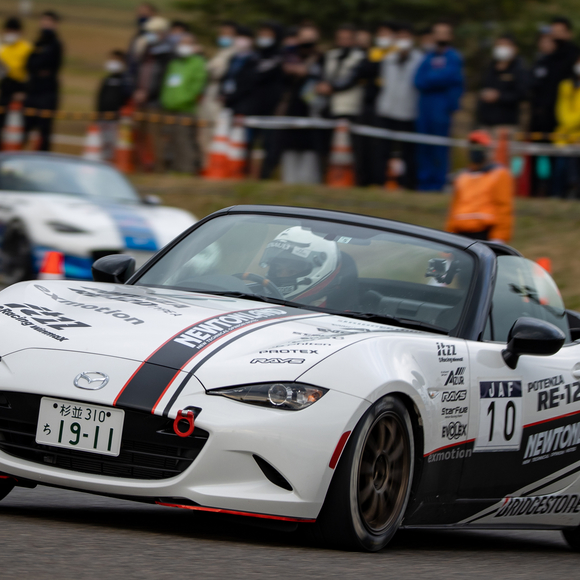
[414,48,464,118]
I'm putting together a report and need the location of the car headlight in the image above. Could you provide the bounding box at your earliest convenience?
[46,221,89,234]
[207,382,328,411]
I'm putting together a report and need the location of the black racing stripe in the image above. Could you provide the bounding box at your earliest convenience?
[114,307,314,413]
[162,313,327,416]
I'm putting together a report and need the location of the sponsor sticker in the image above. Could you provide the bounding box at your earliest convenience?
[250,358,305,364]
[522,420,580,464]
[527,375,580,411]
[436,341,464,363]
[442,421,467,440]
[442,390,467,402]
[35,286,144,325]
[441,367,466,386]
[495,494,580,518]
[428,446,473,463]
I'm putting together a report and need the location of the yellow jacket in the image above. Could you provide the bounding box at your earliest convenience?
[0,39,34,83]
[555,79,580,144]
[446,165,514,243]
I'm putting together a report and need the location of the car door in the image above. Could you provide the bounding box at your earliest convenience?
[460,256,580,500]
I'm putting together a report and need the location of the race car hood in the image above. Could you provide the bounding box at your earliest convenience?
[0,281,419,413]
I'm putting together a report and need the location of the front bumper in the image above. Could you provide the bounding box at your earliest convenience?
[0,388,369,520]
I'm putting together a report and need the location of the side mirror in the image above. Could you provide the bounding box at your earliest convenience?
[502,317,566,369]
[92,254,136,284]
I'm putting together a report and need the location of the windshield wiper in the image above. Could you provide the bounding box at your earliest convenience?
[337,311,448,334]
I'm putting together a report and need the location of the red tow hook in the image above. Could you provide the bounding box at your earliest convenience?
[173,410,195,438]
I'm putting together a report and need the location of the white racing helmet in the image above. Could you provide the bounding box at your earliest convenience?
[260,227,339,300]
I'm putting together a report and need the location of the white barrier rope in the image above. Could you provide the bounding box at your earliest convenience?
[243,116,580,157]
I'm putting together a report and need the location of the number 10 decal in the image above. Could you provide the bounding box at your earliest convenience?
[474,380,523,452]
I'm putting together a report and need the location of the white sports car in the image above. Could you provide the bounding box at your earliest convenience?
[1,205,580,552]
[0,152,195,283]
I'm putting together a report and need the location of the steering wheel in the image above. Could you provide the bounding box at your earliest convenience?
[234,273,285,300]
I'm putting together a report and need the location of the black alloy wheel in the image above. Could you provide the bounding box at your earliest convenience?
[316,395,415,551]
[0,221,34,286]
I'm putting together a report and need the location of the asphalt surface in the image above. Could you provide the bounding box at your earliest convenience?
[0,486,578,579]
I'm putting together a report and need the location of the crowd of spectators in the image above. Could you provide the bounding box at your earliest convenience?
[3,4,580,194]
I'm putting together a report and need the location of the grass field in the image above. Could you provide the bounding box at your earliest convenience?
[128,175,580,310]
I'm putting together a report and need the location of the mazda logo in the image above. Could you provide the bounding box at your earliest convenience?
[74,371,109,390]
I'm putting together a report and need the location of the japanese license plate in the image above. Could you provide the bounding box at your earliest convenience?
[35,397,124,457]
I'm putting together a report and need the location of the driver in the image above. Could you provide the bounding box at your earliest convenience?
[260,227,340,302]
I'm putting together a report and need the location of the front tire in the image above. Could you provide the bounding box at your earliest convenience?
[316,395,415,551]
[0,221,34,286]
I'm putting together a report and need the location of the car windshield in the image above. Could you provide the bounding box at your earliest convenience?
[0,156,140,204]
[134,213,476,333]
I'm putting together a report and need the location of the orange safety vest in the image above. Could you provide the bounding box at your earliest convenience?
[445,164,514,243]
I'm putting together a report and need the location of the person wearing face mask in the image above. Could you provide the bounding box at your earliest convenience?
[323,22,398,186]
[23,10,63,151]
[316,24,366,178]
[529,32,558,197]
[126,3,158,94]
[132,16,173,171]
[374,24,423,189]
[277,24,324,183]
[219,26,259,116]
[160,33,207,173]
[552,56,580,198]
[0,17,33,132]
[198,21,237,157]
[446,131,514,243]
[414,21,464,191]
[95,50,130,161]
[477,35,529,137]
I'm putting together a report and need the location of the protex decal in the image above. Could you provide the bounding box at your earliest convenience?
[495,494,580,518]
[474,381,523,453]
[527,375,580,411]
[436,342,463,363]
[35,286,144,325]
[114,307,311,414]
[259,349,319,354]
[68,287,186,316]
[522,420,580,464]
[250,358,305,364]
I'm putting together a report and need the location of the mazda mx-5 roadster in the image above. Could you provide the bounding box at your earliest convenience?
[1,205,580,552]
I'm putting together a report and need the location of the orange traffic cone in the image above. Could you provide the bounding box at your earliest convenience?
[115,106,135,174]
[83,123,104,161]
[495,128,510,167]
[204,109,232,180]
[228,117,248,179]
[38,251,65,280]
[326,119,355,187]
[2,101,24,151]
[536,257,552,274]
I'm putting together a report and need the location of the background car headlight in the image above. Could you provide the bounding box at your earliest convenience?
[208,382,328,411]
[46,221,89,234]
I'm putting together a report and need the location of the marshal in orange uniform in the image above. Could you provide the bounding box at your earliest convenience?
[446,131,514,243]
